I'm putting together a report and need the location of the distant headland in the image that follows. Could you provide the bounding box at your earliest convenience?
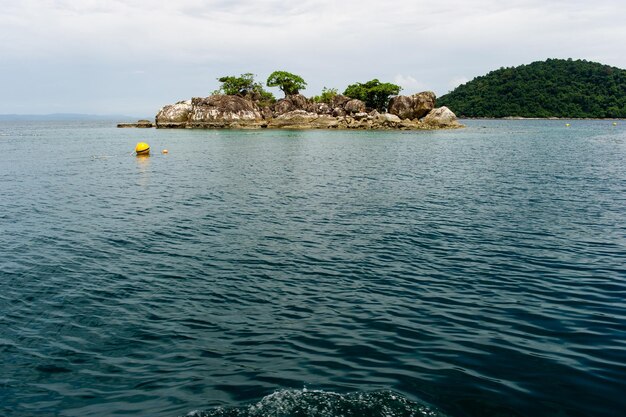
[438,58,626,118]
[145,72,462,130]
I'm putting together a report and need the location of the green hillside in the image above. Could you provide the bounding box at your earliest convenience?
[438,59,626,118]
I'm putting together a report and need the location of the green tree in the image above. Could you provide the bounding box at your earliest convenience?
[214,73,275,104]
[266,71,307,96]
[214,73,256,95]
[343,79,401,111]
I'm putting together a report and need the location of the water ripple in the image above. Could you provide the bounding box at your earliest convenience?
[1,120,625,417]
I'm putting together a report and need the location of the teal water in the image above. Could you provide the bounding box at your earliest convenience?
[1,120,625,417]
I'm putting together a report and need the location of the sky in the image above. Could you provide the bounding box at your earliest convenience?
[1,0,625,116]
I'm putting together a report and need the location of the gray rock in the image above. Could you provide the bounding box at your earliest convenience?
[288,94,310,110]
[186,95,264,128]
[314,102,332,115]
[330,94,351,108]
[344,99,367,114]
[388,91,436,120]
[421,106,461,128]
[155,100,192,127]
[378,113,402,123]
[273,99,294,115]
[260,106,274,120]
[268,110,319,129]
[273,94,311,115]
[311,115,339,128]
[117,119,153,128]
[332,107,347,117]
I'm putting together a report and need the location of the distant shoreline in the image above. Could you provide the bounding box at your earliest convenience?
[460,117,625,121]
[0,114,145,122]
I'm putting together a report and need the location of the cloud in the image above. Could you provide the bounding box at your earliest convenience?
[393,75,427,94]
[1,0,626,114]
[447,76,470,93]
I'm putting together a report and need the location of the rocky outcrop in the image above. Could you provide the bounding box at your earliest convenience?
[155,96,266,128]
[155,100,192,128]
[117,119,153,128]
[327,95,367,116]
[388,91,436,120]
[268,111,339,129]
[155,92,462,130]
[273,94,310,115]
[187,95,264,128]
[421,106,461,128]
[344,99,367,114]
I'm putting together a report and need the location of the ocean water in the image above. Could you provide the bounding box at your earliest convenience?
[0,120,625,417]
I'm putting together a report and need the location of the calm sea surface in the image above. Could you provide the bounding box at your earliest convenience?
[1,120,625,417]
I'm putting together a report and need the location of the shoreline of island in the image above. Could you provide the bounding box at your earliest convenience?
[120,90,464,130]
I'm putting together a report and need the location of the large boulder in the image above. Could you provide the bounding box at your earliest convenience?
[344,99,367,114]
[421,106,461,128]
[155,100,192,127]
[187,95,264,128]
[388,91,436,120]
[332,107,347,117]
[273,94,311,115]
[374,112,402,127]
[330,94,351,109]
[312,102,332,115]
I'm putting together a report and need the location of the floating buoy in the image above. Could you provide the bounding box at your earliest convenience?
[613,122,617,126]
[565,123,570,127]
[162,149,169,154]
[135,142,150,155]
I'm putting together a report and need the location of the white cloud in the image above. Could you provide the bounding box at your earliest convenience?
[447,76,470,93]
[393,75,427,95]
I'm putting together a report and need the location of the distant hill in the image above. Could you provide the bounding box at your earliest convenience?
[0,113,143,121]
[438,59,626,118]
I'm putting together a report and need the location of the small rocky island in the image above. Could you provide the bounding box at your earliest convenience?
[155,92,460,130]
[117,119,154,128]
[152,72,462,130]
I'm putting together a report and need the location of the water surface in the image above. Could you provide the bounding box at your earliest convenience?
[1,120,625,417]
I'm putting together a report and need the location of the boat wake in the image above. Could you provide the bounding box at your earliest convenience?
[184,389,446,417]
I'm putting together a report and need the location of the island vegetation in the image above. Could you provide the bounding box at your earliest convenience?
[152,71,461,130]
[210,72,403,112]
[343,80,402,112]
[438,58,626,118]
[266,71,307,96]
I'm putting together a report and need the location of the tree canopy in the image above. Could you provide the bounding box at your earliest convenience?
[266,71,307,96]
[343,79,401,111]
[438,59,626,118]
[213,73,275,104]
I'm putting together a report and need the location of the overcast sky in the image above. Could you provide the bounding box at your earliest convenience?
[1,0,625,116]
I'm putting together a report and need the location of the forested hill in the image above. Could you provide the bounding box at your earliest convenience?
[438,59,626,118]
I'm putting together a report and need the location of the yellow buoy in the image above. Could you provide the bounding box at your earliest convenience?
[162,149,169,154]
[565,123,570,127]
[613,122,617,126]
[135,142,150,155]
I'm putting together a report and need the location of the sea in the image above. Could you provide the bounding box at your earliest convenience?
[0,119,625,417]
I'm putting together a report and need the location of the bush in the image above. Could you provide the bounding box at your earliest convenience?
[343,79,401,111]
[312,87,338,103]
[214,73,275,104]
[266,71,307,96]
